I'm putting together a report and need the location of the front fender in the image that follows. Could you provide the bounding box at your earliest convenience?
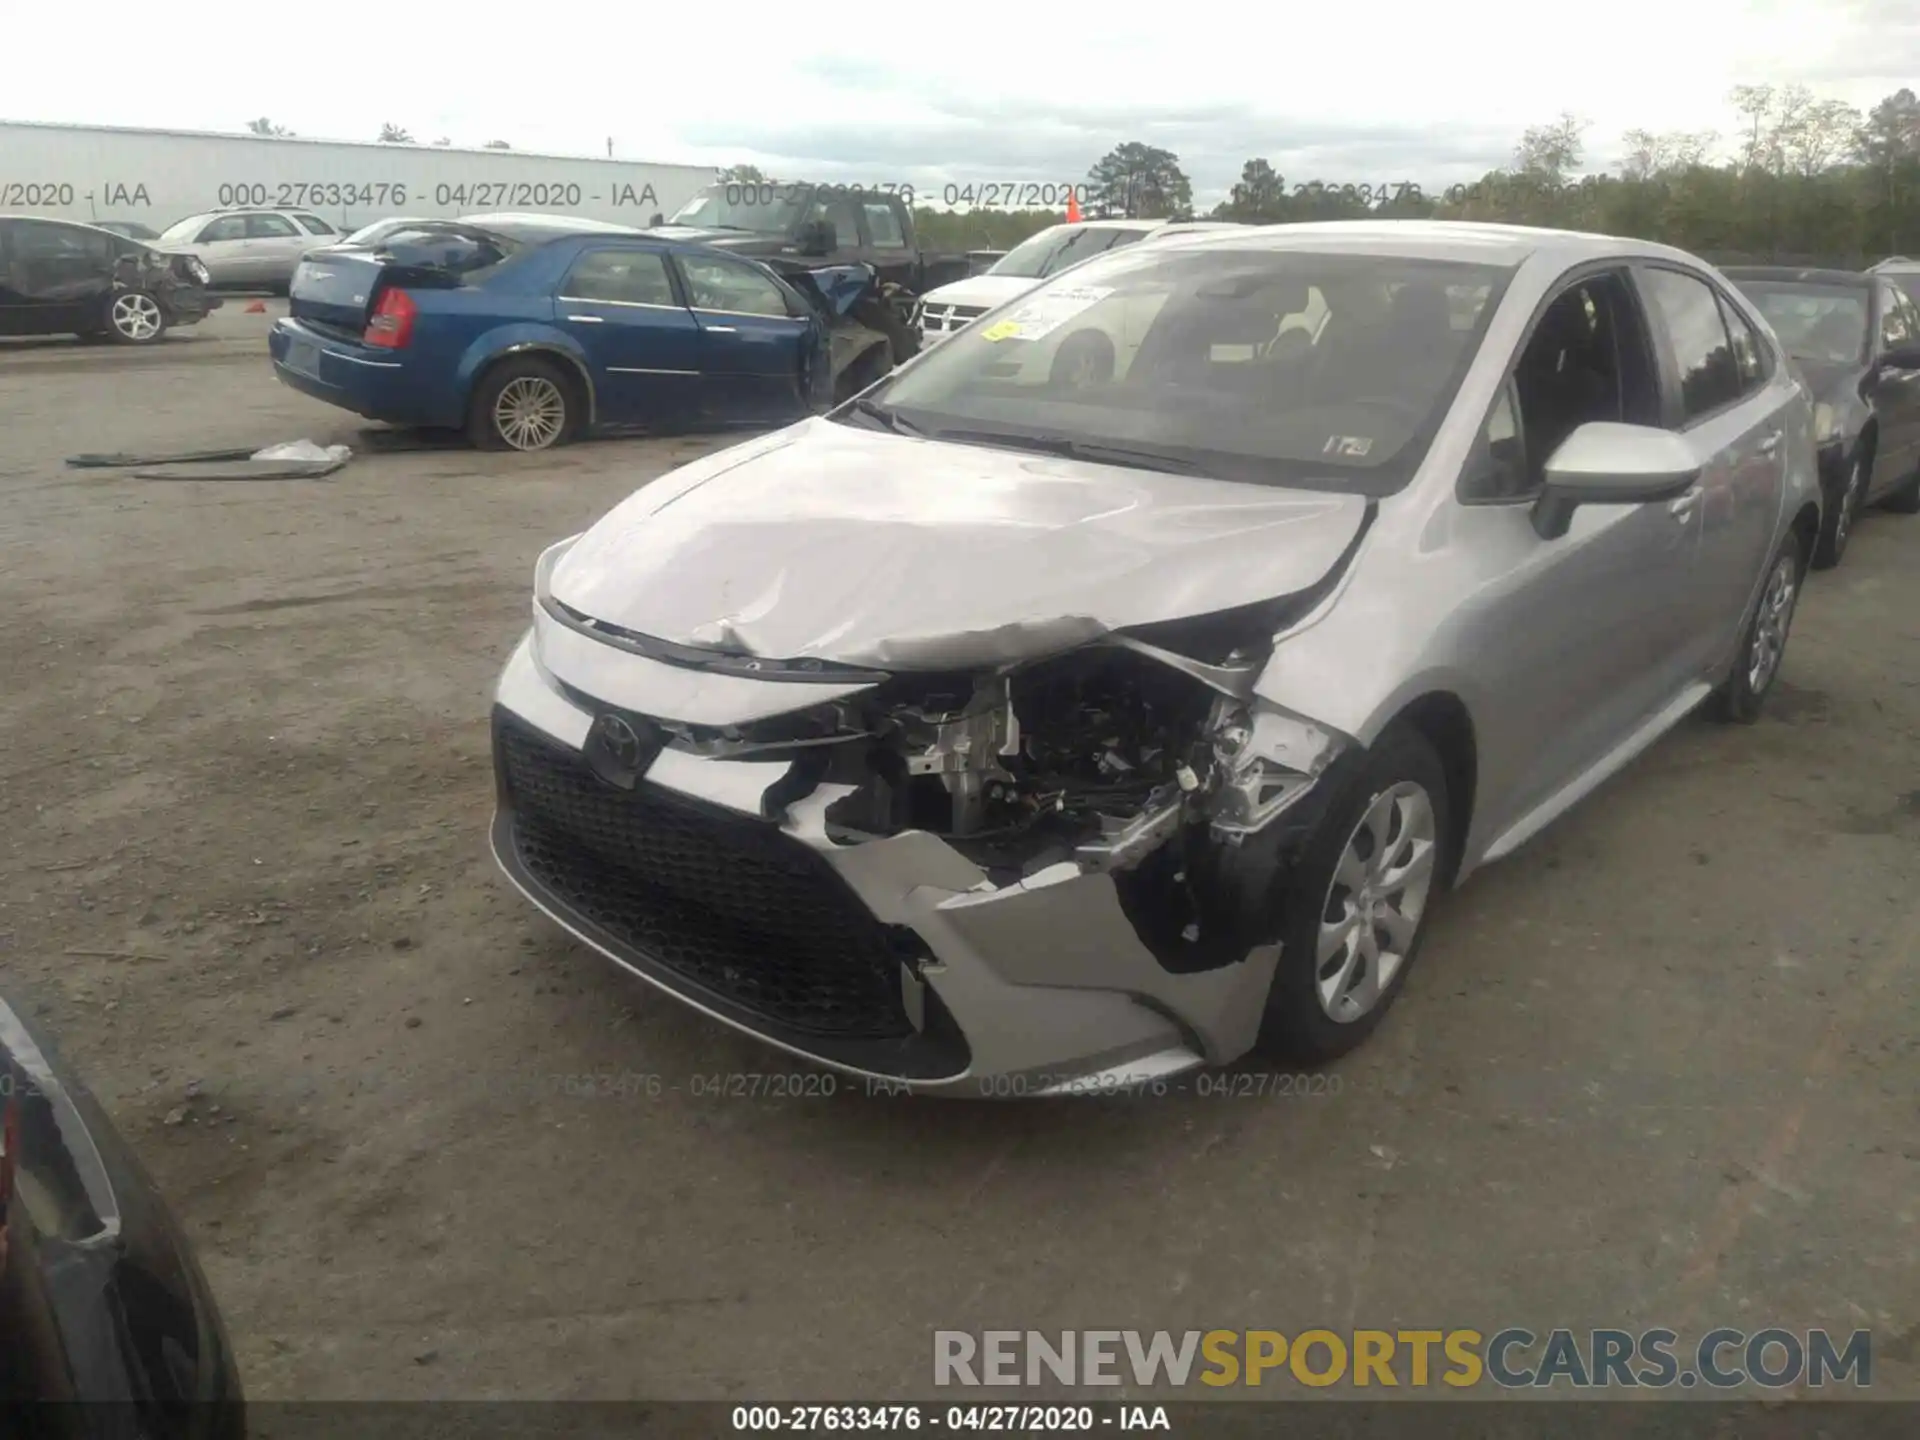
[455,325,599,426]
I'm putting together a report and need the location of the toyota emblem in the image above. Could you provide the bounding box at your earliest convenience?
[595,713,645,769]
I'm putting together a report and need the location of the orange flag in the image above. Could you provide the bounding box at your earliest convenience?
[1066,192,1082,223]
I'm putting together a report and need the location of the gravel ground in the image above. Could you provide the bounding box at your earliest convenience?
[0,305,1915,1402]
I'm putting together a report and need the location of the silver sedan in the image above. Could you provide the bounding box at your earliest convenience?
[489,221,1824,1095]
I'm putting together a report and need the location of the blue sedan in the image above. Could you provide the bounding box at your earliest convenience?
[267,215,898,451]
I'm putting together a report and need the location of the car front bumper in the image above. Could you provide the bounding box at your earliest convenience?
[489,624,1284,1097]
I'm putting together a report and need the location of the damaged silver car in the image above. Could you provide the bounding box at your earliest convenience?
[489,221,1822,1093]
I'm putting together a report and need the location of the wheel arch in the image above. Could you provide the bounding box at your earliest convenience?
[461,334,597,428]
[1379,690,1477,889]
[1789,498,1821,568]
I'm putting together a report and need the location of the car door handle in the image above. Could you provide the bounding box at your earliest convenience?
[705,325,738,334]
[1758,432,1781,456]
[1669,490,1701,519]
[565,314,603,323]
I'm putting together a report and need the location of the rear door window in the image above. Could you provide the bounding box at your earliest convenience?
[859,201,907,251]
[1718,294,1771,393]
[563,249,679,306]
[294,213,336,235]
[198,216,249,243]
[1640,267,1743,421]
[247,214,301,239]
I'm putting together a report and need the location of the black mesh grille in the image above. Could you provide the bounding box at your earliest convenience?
[495,712,914,1039]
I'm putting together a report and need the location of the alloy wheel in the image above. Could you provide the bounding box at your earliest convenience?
[493,377,567,451]
[1316,781,1438,1022]
[1746,553,1798,695]
[111,293,163,342]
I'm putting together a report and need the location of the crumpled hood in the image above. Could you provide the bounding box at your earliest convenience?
[547,419,1370,670]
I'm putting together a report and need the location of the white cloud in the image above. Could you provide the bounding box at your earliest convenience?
[3,0,1910,206]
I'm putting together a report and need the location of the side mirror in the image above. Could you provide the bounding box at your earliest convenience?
[1879,343,1920,370]
[797,219,836,256]
[1530,422,1700,540]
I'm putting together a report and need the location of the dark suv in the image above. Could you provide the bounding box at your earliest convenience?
[0,215,219,344]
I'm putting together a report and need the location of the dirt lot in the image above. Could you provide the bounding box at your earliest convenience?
[0,304,1916,1402]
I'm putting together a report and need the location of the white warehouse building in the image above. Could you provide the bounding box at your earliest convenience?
[0,120,718,233]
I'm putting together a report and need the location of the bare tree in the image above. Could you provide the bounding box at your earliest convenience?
[1514,113,1589,183]
[484,139,512,150]
[246,117,294,138]
[377,123,414,144]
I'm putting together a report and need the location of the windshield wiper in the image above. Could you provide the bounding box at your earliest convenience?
[844,398,925,436]
[928,427,1214,477]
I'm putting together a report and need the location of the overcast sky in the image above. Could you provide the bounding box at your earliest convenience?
[6,0,1915,207]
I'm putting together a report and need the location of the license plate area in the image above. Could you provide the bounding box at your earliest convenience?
[284,337,322,377]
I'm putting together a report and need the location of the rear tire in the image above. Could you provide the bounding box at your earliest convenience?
[1707,535,1803,724]
[105,291,167,345]
[467,357,578,453]
[1255,723,1452,1065]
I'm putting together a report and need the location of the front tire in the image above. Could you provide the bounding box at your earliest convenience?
[1811,450,1865,568]
[1708,536,1803,724]
[468,357,577,453]
[106,291,167,345]
[1256,723,1452,1064]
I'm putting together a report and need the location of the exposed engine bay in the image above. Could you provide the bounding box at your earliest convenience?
[641,629,1351,973]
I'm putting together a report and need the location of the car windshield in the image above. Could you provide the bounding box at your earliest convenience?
[158,215,212,241]
[861,245,1512,494]
[367,225,519,275]
[1737,282,1870,364]
[668,184,805,234]
[991,225,1148,279]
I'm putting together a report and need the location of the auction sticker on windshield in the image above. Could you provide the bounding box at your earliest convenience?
[980,285,1114,343]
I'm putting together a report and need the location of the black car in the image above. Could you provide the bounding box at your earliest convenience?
[1725,265,1920,567]
[0,216,220,345]
[92,221,161,243]
[0,997,245,1436]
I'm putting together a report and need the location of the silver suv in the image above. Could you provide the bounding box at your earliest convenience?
[154,209,342,290]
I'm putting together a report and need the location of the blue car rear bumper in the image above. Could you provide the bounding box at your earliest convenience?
[268,318,463,429]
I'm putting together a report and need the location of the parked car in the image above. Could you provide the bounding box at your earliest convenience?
[1725,266,1920,564]
[269,215,901,450]
[0,215,218,344]
[488,221,1822,1094]
[155,208,342,291]
[0,995,245,1430]
[653,183,969,347]
[91,220,160,242]
[913,220,1245,345]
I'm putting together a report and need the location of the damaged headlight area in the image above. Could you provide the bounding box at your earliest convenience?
[652,635,1353,972]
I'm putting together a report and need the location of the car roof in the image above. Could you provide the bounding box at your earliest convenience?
[462,211,643,235]
[1162,218,1704,267]
[0,214,139,236]
[1722,265,1872,289]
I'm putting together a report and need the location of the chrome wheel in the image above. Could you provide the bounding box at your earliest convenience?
[492,376,567,451]
[1746,553,1798,694]
[1316,782,1438,1023]
[1834,456,1864,551]
[110,292,163,341]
